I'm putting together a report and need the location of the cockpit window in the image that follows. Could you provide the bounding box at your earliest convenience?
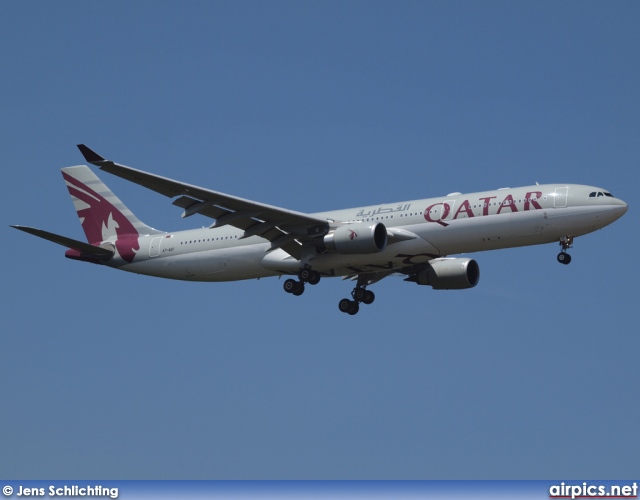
[590,191,614,198]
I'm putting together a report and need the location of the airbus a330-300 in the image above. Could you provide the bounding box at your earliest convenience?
[12,145,628,315]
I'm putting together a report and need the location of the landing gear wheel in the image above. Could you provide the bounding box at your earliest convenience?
[284,279,297,293]
[347,301,360,315]
[362,290,375,305]
[557,252,572,265]
[307,271,321,285]
[339,298,352,313]
[299,268,321,285]
[353,288,367,302]
[299,268,312,282]
[284,279,305,295]
[342,286,376,314]
[352,287,375,305]
[339,299,359,315]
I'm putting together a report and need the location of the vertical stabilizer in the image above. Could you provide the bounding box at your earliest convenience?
[62,165,162,262]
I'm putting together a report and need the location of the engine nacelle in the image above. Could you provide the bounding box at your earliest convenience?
[416,258,480,289]
[323,222,387,254]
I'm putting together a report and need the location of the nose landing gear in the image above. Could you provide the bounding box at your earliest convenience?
[557,236,574,265]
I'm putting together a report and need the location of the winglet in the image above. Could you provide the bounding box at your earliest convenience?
[77,144,106,163]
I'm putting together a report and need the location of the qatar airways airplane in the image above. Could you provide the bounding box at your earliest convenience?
[12,145,628,315]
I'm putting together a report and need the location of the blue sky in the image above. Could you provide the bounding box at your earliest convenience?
[1,1,638,479]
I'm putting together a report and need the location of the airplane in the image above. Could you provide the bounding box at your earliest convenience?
[12,145,628,315]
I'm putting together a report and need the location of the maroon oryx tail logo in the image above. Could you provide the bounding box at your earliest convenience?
[348,229,358,240]
[62,169,140,263]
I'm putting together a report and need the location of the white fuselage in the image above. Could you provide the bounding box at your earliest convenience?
[109,184,627,281]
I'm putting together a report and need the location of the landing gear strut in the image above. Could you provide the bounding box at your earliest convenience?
[557,236,573,265]
[338,287,375,316]
[283,268,321,296]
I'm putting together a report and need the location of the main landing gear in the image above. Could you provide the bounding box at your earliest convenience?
[283,268,321,296]
[283,268,375,316]
[557,236,574,265]
[338,287,375,316]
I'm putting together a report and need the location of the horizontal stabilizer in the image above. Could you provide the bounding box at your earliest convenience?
[10,225,114,258]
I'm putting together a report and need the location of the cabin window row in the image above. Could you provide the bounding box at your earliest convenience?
[364,216,395,221]
[180,235,239,245]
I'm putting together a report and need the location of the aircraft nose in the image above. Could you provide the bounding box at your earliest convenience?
[613,198,628,218]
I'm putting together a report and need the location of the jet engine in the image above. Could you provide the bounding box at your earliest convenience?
[415,258,480,289]
[323,222,387,254]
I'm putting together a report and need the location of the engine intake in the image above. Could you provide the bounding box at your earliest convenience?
[323,222,387,254]
[416,258,480,289]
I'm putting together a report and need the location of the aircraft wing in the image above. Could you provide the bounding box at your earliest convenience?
[77,145,330,259]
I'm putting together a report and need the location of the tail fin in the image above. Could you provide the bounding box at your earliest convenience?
[62,165,162,261]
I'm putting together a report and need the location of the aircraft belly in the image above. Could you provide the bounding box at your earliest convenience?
[121,253,203,280]
[262,237,437,277]
[198,246,274,281]
[122,249,276,282]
